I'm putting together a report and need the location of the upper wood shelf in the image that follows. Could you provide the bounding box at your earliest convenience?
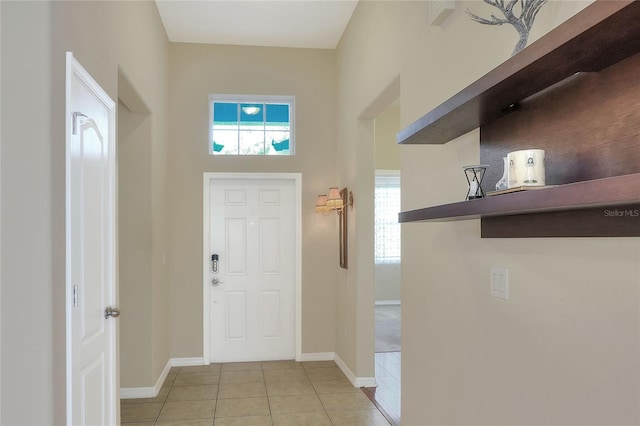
[397,0,640,145]
[399,173,640,223]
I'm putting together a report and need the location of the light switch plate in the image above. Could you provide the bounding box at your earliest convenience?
[490,267,509,300]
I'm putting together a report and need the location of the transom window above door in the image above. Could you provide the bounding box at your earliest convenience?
[209,95,295,155]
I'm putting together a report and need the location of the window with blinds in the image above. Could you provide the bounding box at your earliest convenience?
[375,172,401,264]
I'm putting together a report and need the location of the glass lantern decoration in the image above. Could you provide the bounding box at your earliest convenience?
[463,165,489,200]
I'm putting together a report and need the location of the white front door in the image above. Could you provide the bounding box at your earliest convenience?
[66,52,118,425]
[207,177,297,362]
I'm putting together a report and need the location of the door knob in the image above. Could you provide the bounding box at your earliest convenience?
[211,277,220,287]
[104,306,121,319]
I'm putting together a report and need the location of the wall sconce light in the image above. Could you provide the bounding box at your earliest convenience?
[315,187,354,216]
[315,187,354,269]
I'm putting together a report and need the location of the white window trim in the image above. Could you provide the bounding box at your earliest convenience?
[208,94,295,156]
[375,169,400,180]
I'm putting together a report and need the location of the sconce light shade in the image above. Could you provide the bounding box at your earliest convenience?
[316,195,327,207]
[327,187,344,210]
[315,194,331,215]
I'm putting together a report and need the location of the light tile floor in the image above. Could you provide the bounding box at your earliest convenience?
[373,352,400,425]
[121,360,391,425]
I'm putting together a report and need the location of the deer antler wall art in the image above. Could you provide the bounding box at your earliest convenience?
[467,0,548,56]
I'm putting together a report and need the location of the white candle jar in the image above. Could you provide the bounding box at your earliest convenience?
[507,149,545,188]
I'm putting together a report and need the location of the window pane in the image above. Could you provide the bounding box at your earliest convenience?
[267,131,290,155]
[213,102,238,124]
[240,103,264,127]
[266,104,289,126]
[239,130,266,155]
[212,129,238,155]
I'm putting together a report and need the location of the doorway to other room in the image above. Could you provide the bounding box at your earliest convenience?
[371,99,401,425]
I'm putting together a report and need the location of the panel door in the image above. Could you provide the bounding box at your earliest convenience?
[67,53,118,425]
[209,179,295,362]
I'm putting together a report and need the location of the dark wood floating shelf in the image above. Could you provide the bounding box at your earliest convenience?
[397,0,640,145]
[399,174,640,223]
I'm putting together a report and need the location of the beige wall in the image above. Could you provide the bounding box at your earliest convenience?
[338,0,640,424]
[1,1,170,423]
[0,0,2,416]
[167,43,338,358]
[335,0,404,382]
[375,263,401,302]
[375,101,400,170]
[1,4,54,422]
[118,98,156,387]
[375,102,401,302]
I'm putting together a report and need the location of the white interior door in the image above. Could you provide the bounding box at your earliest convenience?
[208,178,296,362]
[66,52,118,425]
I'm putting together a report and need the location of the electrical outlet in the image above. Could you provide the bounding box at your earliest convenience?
[490,267,509,300]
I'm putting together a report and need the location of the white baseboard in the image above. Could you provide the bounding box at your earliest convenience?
[298,352,335,362]
[354,376,377,387]
[120,357,205,399]
[120,386,157,399]
[334,353,377,388]
[119,386,156,399]
[300,352,376,387]
[375,299,401,306]
[171,357,205,367]
[120,358,171,399]
[120,354,378,398]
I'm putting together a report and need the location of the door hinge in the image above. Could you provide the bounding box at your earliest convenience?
[73,285,78,307]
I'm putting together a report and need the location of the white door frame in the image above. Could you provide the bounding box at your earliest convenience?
[65,52,118,424]
[203,172,302,363]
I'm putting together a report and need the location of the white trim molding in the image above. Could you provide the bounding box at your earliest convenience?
[120,357,205,399]
[298,352,380,388]
[374,299,401,306]
[120,357,204,399]
[330,353,377,388]
[120,359,171,399]
[171,357,205,367]
[299,352,336,362]
[120,354,376,397]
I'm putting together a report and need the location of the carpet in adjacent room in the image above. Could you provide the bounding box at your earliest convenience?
[375,304,400,353]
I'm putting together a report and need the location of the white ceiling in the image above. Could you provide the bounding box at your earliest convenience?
[155,0,359,49]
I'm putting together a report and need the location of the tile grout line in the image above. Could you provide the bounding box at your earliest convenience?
[304,363,337,426]
[261,362,274,426]
[213,366,220,425]
[153,367,174,425]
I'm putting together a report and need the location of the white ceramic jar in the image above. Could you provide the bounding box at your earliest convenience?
[507,149,545,188]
